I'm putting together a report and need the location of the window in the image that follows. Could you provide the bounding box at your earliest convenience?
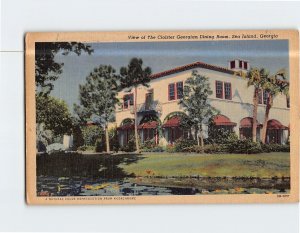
[263,90,269,105]
[224,82,232,100]
[239,60,243,68]
[258,89,263,104]
[287,96,290,108]
[176,82,183,99]
[168,82,184,101]
[123,94,134,109]
[168,83,175,100]
[216,81,223,99]
[230,61,235,69]
[244,62,248,69]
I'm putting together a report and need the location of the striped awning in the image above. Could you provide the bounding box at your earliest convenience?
[117,124,134,130]
[267,120,288,130]
[240,117,262,128]
[213,115,237,126]
[162,116,181,128]
[138,121,158,129]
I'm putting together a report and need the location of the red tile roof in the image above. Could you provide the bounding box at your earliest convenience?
[150,61,235,80]
[149,61,289,85]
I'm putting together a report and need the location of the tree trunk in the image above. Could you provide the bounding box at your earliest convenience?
[198,124,204,153]
[261,94,273,144]
[252,88,259,142]
[200,131,204,152]
[105,125,110,153]
[134,87,140,153]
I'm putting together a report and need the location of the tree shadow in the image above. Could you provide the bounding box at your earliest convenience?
[36,152,146,179]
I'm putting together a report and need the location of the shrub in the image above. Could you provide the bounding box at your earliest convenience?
[77,145,95,152]
[182,144,225,154]
[173,138,197,152]
[120,138,136,152]
[141,139,156,150]
[166,144,176,153]
[261,143,290,152]
[82,125,103,146]
[109,127,120,153]
[95,139,105,152]
[225,139,262,154]
[141,146,165,152]
[207,127,238,144]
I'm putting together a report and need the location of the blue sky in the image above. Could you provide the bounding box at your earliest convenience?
[50,40,289,110]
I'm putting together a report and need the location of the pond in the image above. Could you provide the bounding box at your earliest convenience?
[36,176,289,197]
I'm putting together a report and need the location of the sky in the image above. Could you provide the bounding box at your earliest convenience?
[50,40,289,111]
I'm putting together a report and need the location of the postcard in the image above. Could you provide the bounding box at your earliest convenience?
[25,30,299,204]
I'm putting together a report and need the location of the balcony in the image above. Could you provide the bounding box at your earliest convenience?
[130,100,162,115]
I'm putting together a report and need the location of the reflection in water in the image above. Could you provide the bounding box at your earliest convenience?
[37,176,289,197]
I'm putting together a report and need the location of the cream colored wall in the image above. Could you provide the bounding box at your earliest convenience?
[114,68,290,131]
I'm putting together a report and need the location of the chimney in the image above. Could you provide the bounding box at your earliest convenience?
[228,59,250,72]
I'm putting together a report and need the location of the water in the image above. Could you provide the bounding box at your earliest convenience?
[36,176,289,197]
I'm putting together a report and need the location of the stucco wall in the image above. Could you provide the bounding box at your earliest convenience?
[113,67,289,131]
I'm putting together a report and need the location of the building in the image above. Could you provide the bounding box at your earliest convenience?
[113,59,290,146]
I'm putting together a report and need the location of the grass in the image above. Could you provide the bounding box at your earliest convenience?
[119,152,290,178]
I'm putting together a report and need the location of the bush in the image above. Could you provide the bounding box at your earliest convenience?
[77,145,95,152]
[182,144,226,154]
[225,139,262,154]
[207,128,238,144]
[141,146,165,152]
[120,138,136,152]
[166,145,176,153]
[140,139,164,152]
[95,139,105,152]
[173,138,197,152]
[261,143,290,152]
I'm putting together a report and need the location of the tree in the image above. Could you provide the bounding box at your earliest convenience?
[74,65,119,153]
[35,42,93,96]
[244,68,268,142]
[260,69,289,143]
[36,95,73,137]
[179,70,218,150]
[120,58,152,153]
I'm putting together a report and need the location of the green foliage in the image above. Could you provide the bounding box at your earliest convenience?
[261,144,290,152]
[74,65,120,152]
[82,125,103,146]
[179,70,218,144]
[173,138,197,152]
[182,144,226,154]
[207,127,238,144]
[109,127,120,152]
[165,145,176,153]
[72,124,84,150]
[74,65,120,126]
[95,138,104,152]
[77,145,95,152]
[120,137,136,152]
[225,139,263,154]
[35,42,93,95]
[141,139,164,152]
[36,95,73,136]
[120,58,152,89]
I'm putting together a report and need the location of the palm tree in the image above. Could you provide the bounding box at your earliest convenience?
[120,58,152,153]
[244,68,268,142]
[260,69,288,144]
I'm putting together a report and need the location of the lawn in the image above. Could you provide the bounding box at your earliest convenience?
[119,152,290,178]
